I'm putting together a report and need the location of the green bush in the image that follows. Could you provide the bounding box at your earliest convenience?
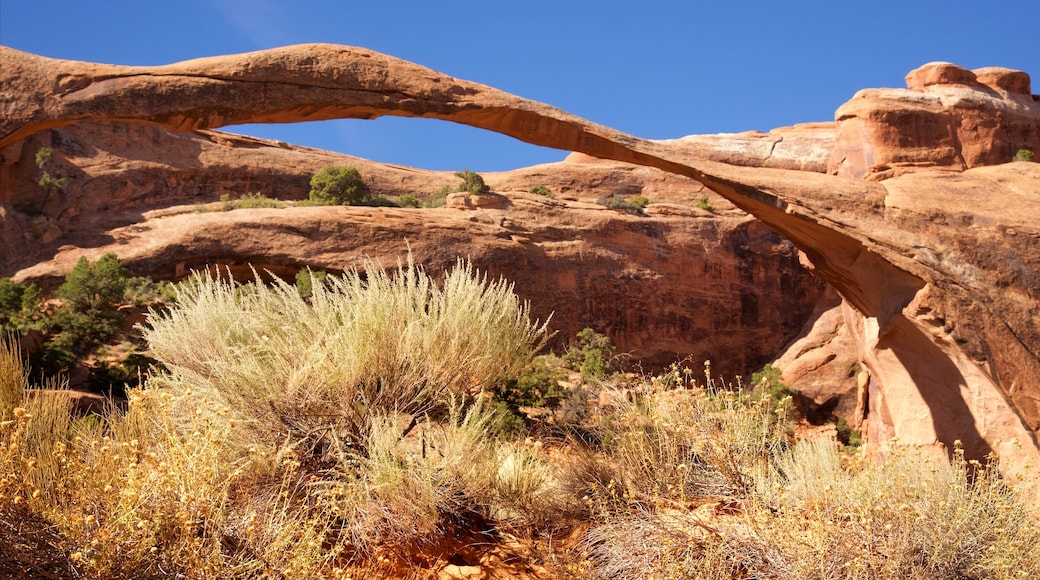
[629,196,649,209]
[55,254,128,348]
[0,279,41,332]
[398,194,421,208]
[455,169,489,194]
[836,416,862,451]
[530,185,553,197]
[1014,148,1035,162]
[358,196,399,207]
[294,268,328,298]
[750,363,796,417]
[695,195,713,211]
[564,328,618,382]
[492,356,567,416]
[308,166,367,205]
[124,276,178,306]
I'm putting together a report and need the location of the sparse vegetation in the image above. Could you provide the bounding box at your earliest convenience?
[1014,148,1035,162]
[564,327,619,382]
[309,165,367,205]
[455,169,489,194]
[596,194,645,214]
[2,263,1038,578]
[530,184,553,197]
[293,268,328,298]
[836,416,862,451]
[696,195,714,211]
[35,146,68,192]
[397,193,421,207]
[629,195,649,209]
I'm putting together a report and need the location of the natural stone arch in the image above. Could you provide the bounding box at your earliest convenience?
[1,43,1038,475]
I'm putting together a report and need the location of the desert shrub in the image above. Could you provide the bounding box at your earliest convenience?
[358,196,399,207]
[530,184,553,197]
[751,363,796,404]
[294,268,329,298]
[629,195,649,209]
[581,379,1040,580]
[492,356,568,419]
[214,192,286,211]
[596,194,644,214]
[744,438,1040,579]
[123,276,177,306]
[601,385,791,505]
[424,184,454,207]
[397,193,421,208]
[308,166,367,205]
[142,257,550,460]
[564,327,618,382]
[695,195,714,211]
[455,169,489,194]
[1014,148,1034,162]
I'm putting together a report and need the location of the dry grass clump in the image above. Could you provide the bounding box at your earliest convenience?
[144,258,549,457]
[0,336,24,418]
[5,278,1040,578]
[580,379,1040,580]
[1,259,568,577]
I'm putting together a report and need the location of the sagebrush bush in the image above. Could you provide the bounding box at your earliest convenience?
[596,194,644,214]
[581,379,1040,580]
[143,257,550,461]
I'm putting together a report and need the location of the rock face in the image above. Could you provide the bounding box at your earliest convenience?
[1,44,1038,477]
[670,123,836,173]
[829,62,1040,180]
[2,120,821,381]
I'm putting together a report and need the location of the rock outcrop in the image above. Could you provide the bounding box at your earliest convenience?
[2,120,819,382]
[829,61,1040,180]
[1,44,1038,477]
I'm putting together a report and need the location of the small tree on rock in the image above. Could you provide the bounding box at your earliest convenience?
[455,169,489,194]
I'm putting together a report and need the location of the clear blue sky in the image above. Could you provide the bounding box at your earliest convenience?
[2,0,1037,171]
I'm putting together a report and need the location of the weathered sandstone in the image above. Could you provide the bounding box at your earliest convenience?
[1,44,1038,476]
[2,120,815,381]
[829,61,1039,180]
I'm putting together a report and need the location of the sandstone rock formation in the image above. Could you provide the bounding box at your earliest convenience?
[829,61,1040,180]
[1,44,1038,477]
[1,119,815,378]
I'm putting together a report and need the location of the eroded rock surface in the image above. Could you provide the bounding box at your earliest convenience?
[1,44,1038,475]
[2,120,817,381]
[829,61,1040,180]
